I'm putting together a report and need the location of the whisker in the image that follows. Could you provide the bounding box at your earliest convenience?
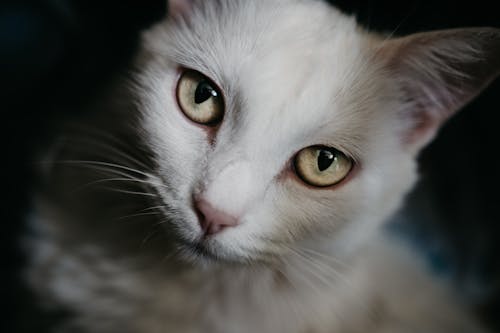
[63,137,151,171]
[267,240,357,296]
[55,160,153,179]
[71,177,165,194]
[278,245,335,292]
[139,205,167,212]
[141,228,161,248]
[42,127,152,173]
[299,247,350,269]
[100,187,159,198]
[47,160,168,194]
[113,211,162,221]
[161,247,182,264]
[297,248,351,286]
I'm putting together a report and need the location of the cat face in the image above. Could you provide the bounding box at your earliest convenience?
[133,0,499,263]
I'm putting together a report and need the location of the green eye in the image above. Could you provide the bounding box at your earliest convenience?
[176,70,224,125]
[294,146,353,187]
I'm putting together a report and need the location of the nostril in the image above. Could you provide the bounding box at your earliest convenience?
[193,197,238,236]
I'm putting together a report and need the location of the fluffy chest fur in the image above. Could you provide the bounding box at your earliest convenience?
[29,228,483,333]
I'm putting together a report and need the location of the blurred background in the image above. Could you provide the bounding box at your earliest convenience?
[1,0,498,331]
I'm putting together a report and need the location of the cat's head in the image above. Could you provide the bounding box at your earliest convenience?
[133,0,500,263]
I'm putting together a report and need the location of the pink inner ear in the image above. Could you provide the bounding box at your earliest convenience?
[169,0,193,18]
[399,77,453,148]
[403,108,440,147]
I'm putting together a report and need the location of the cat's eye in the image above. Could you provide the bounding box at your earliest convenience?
[177,70,224,125]
[294,146,353,187]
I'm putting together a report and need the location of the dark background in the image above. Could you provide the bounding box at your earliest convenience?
[2,0,499,332]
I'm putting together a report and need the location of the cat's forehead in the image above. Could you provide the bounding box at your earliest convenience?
[147,0,387,155]
[157,0,371,93]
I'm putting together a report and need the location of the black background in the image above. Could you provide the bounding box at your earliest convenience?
[2,0,499,332]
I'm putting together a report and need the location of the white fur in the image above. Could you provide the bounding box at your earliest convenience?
[26,0,498,332]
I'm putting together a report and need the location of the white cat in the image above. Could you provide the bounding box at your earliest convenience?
[27,0,500,332]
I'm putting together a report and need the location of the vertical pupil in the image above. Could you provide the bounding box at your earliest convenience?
[195,81,217,104]
[317,149,335,171]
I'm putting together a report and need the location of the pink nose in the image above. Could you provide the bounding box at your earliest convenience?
[194,198,238,236]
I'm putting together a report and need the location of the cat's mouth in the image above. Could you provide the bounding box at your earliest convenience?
[180,238,222,261]
[178,237,246,264]
[174,218,258,264]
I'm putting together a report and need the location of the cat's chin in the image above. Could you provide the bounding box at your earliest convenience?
[176,237,255,266]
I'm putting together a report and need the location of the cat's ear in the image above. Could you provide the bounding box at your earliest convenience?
[376,28,500,152]
[168,0,194,18]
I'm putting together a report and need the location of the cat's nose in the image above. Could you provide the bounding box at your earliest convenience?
[194,197,238,236]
